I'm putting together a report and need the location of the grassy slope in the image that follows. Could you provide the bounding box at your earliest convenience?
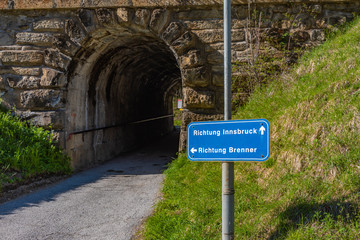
[0,110,71,188]
[143,18,360,239]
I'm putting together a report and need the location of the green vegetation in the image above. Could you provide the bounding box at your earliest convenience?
[143,18,360,239]
[0,109,71,189]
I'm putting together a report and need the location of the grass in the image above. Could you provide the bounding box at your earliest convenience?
[142,17,360,239]
[0,109,71,190]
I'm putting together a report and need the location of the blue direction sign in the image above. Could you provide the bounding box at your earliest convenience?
[187,119,270,161]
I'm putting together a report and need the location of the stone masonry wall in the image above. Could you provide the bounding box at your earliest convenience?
[0,0,358,167]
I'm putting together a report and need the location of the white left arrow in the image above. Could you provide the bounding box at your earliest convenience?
[259,126,266,135]
[191,147,198,154]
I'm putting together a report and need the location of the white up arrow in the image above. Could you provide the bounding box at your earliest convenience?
[191,147,198,154]
[259,126,266,135]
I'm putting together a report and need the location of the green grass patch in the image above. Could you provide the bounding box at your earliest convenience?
[0,110,71,189]
[142,17,360,239]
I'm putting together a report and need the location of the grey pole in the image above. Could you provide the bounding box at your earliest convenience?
[223,0,234,238]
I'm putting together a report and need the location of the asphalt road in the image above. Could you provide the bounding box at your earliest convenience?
[0,130,179,240]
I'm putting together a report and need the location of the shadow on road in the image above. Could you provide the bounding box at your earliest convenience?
[0,129,179,217]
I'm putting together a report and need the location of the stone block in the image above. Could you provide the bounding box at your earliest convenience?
[40,68,66,88]
[12,67,41,76]
[182,66,209,87]
[65,19,86,44]
[134,9,151,27]
[53,34,81,55]
[171,31,196,55]
[162,22,185,44]
[212,72,224,87]
[44,49,71,70]
[20,89,64,110]
[7,75,40,89]
[0,50,44,66]
[33,19,64,32]
[311,29,325,41]
[150,8,170,33]
[16,32,54,47]
[183,88,215,109]
[78,9,97,32]
[95,8,116,25]
[117,8,131,22]
[18,110,64,129]
[179,49,204,69]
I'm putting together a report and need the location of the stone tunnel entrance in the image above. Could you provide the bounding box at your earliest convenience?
[65,29,182,168]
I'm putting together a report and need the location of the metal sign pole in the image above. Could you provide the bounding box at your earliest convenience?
[223,0,234,238]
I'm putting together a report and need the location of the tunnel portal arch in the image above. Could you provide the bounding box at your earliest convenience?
[64,11,217,168]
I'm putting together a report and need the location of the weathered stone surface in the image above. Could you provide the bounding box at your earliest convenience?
[33,19,65,32]
[183,88,215,109]
[7,75,40,89]
[44,49,71,70]
[16,32,54,46]
[18,110,64,129]
[183,19,246,30]
[162,22,185,44]
[193,29,245,43]
[212,72,224,87]
[20,89,64,109]
[179,49,204,69]
[177,9,222,20]
[182,66,209,87]
[0,51,44,66]
[181,111,223,130]
[40,68,66,87]
[134,9,151,27]
[149,8,170,33]
[208,42,248,51]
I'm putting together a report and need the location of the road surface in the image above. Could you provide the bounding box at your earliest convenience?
[0,131,179,240]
